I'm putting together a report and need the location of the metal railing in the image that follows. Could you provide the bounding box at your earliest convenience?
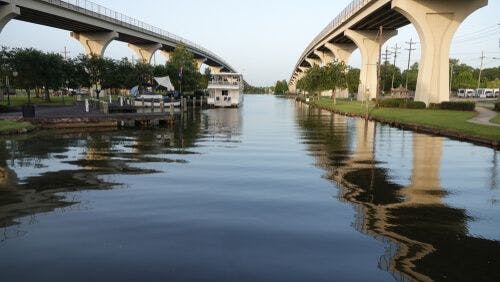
[292,0,374,80]
[36,0,235,71]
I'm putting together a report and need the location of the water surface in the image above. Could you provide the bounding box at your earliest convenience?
[0,95,498,281]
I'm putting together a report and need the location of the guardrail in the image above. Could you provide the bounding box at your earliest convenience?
[293,0,373,79]
[34,0,234,71]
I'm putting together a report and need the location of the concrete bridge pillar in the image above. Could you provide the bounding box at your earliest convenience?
[324,43,357,64]
[128,43,162,64]
[305,57,321,67]
[393,0,488,105]
[70,31,118,57]
[313,50,334,66]
[195,58,207,70]
[298,66,309,73]
[345,29,397,101]
[0,3,20,33]
[209,66,223,74]
[160,50,171,62]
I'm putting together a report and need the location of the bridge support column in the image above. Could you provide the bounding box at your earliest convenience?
[70,31,118,57]
[393,0,488,105]
[209,66,223,74]
[324,43,357,64]
[128,43,162,63]
[313,50,334,66]
[0,4,20,33]
[195,58,207,70]
[305,58,321,67]
[345,29,397,101]
[159,50,171,62]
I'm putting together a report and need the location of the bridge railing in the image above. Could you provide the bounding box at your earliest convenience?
[37,0,234,70]
[297,0,373,69]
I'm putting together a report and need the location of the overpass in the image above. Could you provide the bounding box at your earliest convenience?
[289,0,488,105]
[0,0,236,74]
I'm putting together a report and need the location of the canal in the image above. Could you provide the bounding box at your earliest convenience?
[0,95,498,281]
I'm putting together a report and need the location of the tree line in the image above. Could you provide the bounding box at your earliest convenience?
[0,45,210,101]
[294,58,499,97]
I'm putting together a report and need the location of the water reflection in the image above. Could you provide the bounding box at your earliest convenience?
[0,113,203,231]
[296,103,500,281]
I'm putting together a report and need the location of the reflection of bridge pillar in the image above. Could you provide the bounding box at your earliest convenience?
[70,31,118,57]
[392,0,487,105]
[404,134,443,205]
[0,4,20,33]
[354,119,376,163]
[345,29,397,101]
[313,50,334,66]
[324,43,356,64]
[128,43,162,63]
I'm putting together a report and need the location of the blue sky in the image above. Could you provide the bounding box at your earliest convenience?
[1,0,499,86]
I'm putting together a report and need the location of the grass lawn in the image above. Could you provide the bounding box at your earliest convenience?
[308,98,500,142]
[1,95,77,107]
[491,114,500,125]
[0,120,35,134]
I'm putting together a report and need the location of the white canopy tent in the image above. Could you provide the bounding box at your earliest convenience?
[154,76,175,91]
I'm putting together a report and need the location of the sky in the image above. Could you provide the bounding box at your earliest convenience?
[0,0,499,86]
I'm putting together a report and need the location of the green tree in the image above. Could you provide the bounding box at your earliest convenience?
[274,80,288,95]
[166,44,201,94]
[346,67,360,96]
[324,60,347,105]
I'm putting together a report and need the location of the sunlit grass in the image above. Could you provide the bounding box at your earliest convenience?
[309,98,500,141]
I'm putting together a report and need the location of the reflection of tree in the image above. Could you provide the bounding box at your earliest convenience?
[0,111,204,232]
[296,107,500,281]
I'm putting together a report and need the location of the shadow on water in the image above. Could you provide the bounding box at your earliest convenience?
[295,103,500,282]
[0,112,204,231]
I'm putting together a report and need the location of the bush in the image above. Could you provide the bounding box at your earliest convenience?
[428,103,441,110]
[405,101,427,109]
[379,98,425,109]
[379,98,405,108]
[494,102,500,112]
[0,105,9,113]
[439,101,476,111]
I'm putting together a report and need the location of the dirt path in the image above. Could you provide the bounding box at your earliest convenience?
[469,107,500,127]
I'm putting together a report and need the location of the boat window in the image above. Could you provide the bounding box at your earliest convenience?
[222,90,229,96]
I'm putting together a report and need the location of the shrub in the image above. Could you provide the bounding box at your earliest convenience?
[379,99,425,109]
[379,98,405,108]
[405,101,426,109]
[0,105,9,113]
[428,103,441,110]
[439,101,476,111]
[494,102,500,112]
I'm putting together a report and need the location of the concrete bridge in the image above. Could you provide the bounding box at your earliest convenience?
[0,0,235,74]
[289,0,488,105]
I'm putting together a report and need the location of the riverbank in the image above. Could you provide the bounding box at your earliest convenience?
[298,97,500,148]
[0,120,36,135]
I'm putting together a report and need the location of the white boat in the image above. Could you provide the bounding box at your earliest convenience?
[207,73,244,108]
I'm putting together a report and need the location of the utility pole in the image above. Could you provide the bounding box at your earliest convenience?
[60,46,70,60]
[477,50,485,89]
[376,26,383,102]
[382,46,391,92]
[404,38,416,90]
[450,62,454,95]
[391,43,401,90]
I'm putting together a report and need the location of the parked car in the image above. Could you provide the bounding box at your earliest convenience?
[458,89,466,98]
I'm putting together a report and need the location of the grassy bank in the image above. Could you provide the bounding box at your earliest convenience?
[1,96,77,108]
[491,115,500,125]
[305,98,500,143]
[0,120,36,135]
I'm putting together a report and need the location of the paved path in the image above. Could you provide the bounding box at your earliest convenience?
[468,106,500,127]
